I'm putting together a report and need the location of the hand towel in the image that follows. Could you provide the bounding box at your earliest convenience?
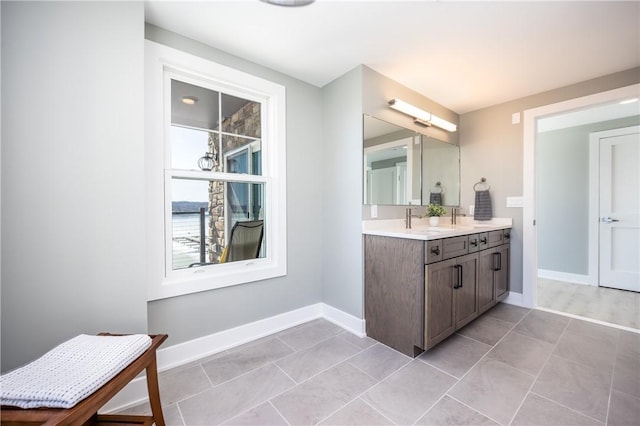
[474,190,492,220]
[0,334,151,409]
[429,192,442,205]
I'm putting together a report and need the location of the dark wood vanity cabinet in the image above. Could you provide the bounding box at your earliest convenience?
[365,228,511,357]
[424,252,479,349]
[478,234,510,314]
[364,235,425,357]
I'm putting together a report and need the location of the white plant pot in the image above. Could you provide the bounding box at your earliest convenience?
[429,216,440,226]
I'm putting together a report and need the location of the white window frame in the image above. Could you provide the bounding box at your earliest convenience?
[145,41,287,301]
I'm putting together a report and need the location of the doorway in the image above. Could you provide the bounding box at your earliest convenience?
[522,83,640,330]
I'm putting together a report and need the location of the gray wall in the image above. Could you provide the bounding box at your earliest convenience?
[1,2,147,371]
[321,66,364,318]
[459,68,640,294]
[537,116,640,275]
[145,26,325,345]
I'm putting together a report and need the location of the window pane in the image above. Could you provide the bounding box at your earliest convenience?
[223,136,262,175]
[221,93,261,138]
[171,80,220,130]
[171,126,221,171]
[171,178,265,270]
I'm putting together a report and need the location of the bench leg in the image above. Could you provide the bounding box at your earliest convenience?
[145,355,165,426]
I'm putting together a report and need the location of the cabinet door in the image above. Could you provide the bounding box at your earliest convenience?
[425,259,456,349]
[478,248,497,314]
[495,244,510,301]
[455,253,479,329]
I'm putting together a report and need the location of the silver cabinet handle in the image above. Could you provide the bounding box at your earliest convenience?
[601,217,620,223]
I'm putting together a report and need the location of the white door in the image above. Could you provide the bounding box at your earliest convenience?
[370,167,396,205]
[598,126,640,292]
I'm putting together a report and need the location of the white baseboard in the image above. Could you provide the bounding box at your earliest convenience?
[538,269,592,286]
[503,291,524,307]
[101,303,365,413]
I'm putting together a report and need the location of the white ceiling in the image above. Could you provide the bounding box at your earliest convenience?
[145,0,640,114]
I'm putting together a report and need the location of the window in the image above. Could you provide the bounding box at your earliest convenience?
[146,41,287,300]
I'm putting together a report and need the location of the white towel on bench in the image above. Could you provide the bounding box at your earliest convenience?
[0,334,151,409]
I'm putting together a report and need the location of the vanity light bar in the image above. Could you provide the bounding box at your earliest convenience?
[388,98,457,132]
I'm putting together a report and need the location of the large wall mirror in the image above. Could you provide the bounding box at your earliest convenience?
[363,115,460,206]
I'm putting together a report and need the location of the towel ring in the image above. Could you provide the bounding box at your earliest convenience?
[432,181,443,194]
[473,177,491,191]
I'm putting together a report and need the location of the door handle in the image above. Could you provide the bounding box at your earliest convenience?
[601,217,620,223]
[453,264,463,289]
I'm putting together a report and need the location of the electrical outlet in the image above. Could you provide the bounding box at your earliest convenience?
[371,204,378,218]
[469,205,475,215]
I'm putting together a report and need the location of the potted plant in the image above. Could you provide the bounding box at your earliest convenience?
[426,203,447,226]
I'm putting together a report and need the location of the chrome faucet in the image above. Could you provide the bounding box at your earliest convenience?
[451,207,466,225]
[405,207,422,229]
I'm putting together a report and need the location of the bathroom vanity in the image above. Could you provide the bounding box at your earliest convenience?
[363,218,511,357]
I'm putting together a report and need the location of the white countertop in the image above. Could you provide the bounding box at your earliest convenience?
[362,216,512,241]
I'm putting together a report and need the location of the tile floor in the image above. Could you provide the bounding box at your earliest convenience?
[537,278,640,329]
[122,304,640,425]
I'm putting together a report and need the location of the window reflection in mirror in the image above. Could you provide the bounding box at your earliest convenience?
[363,115,460,207]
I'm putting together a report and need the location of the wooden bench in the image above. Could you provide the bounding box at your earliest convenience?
[1,333,168,426]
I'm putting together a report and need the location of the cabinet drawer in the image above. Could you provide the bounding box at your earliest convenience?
[487,230,504,248]
[503,228,512,243]
[476,232,489,251]
[468,233,481,253]
[425,240,443,264]
[442,235,468,260]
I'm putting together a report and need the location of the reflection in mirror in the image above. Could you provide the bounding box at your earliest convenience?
[363,116,421,205]
[363,115,460,206]
[422,136,460,206]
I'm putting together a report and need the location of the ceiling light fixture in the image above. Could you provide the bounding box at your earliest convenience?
[182,96,198,105]
[388,98,457,132]
[260,0,315,7]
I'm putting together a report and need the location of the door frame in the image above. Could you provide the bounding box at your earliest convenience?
[522,84,639,308]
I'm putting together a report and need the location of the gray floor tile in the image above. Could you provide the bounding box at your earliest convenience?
[484,303,530,324]
[448,358,534,426]
[487,331,553,376]
[566,318,619,346]
[554,329,617,372]
[337,331,377,350]
[271,362,377,426]
[347,343,410,381]
[319,398,393,425]
[617,330,640,358]
[513,309,569,344]
[612,351,640,398]
[201,337,293,385]
[179,364,294,425]
[223,402,288,426]
[456,315,513,346]
[277,319,344,351]
[116,401,184,426]
[275,335,361,383]
[416,395,499,426]
[533,355,611,422]
[511,393,603,426]
[362,360,457,425]
[487,330,554,376]
[419,334,492,378]
[607,389,640,426]
[158,364,212,404]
